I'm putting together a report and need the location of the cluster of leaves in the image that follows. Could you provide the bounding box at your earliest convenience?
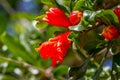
[37,0,120,80]
[0,0,120,80]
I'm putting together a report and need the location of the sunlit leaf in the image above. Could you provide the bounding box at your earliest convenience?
[36,22,48,28]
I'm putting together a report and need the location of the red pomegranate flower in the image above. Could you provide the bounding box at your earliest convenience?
[102,25,119,41]
[43,8,70,28]
[114,8,120,25]
[69,11,83,26]
[36,32,71,67]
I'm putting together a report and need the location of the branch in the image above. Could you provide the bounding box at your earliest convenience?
[0,0,15,15]
[0,56,55,79]
[0,56,45,72]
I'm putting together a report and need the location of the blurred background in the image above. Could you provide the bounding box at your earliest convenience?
[0,0,66,80]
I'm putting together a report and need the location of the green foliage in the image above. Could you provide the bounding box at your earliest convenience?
[73,0,94,11]
[84,10,101,23]
[54,0,70,13]
[96,10,119,27]
[1,32,36,64]
[69,10,101,31]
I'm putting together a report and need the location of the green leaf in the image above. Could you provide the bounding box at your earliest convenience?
[64,0,74,11]
[53,65,68,78]
[36,15,48,28]
[36,22,48,28]
[73,0,85,10]
[36,15,45,22]
[54,0,70,13]
[73,0,93,10]
[69,10,102,31]
[68,31,79,42]
[96,10,119,27]
[84,10,101,23]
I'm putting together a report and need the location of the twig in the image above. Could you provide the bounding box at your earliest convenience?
[0,0,15,15]
[0,56,45,73]
[0,56,55,79]
[93,42,111,80]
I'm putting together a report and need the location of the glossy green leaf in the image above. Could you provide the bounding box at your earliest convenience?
[96,10,119,27]
[54,0,70,13]
[84,10,101,23]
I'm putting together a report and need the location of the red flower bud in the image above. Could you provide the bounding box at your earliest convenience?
[43,8,70,28]
[69,11,83,26]
[114,8,120,25]
[36,32,71,67]
[102,25,119,41]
